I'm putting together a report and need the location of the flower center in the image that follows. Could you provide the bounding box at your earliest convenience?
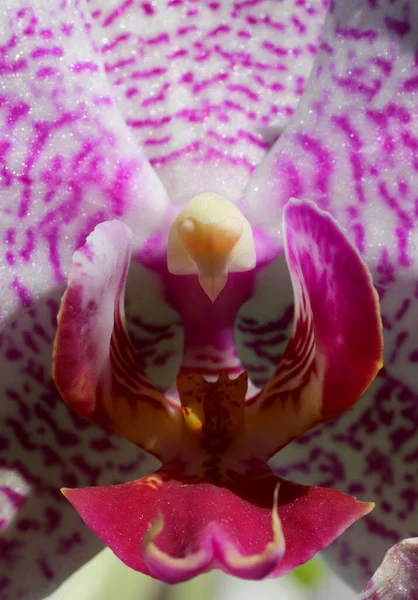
[177,372,248,453]
[167,193,256,302]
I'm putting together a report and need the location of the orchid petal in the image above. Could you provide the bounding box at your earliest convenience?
[245,200,382,459]
[53,220,181,461]
[62,469,372,583]
[0,0,169,323]
[238,0,418,585]
[86,0,329,201]
[360,537,418,600]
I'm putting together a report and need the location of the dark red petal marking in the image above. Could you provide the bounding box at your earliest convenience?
[246,200,383,459]
[53,221,181,461]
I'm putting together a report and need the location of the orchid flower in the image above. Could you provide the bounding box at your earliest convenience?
[360,537,418,600]
[0,0,416,598]
[52,196,382,583]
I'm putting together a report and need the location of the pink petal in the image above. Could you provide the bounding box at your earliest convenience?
[63,468,372,583]
[240,0,418,585]
[361,537,418,600]
[245,200,382,459]
[53,220,181,461]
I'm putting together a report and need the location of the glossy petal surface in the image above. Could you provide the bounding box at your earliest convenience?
[63,469,372,583]
[246,200,382,459]
[361,538,418,600]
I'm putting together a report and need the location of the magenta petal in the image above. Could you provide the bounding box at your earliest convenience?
[282,200,382,420]
[361,538,418,600]
[63,474,284,583]
[63,470,372,583]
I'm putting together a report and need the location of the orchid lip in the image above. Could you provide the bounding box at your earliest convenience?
[142,484,284,582]
[142,484,285,583]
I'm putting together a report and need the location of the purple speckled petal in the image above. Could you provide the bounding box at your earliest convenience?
[239,0,418,589]
[86,0,329,203]
[360,537,418,600]
[0,1,170,598]
[0,1,170,321]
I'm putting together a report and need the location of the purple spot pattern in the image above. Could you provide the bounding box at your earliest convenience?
[0,291,171,600]
[240,0,418,589]
[236,256,294,387]
[360,537,418,599]
[0,0,169,324]
[2,0,418,596]
[86,0,328,200]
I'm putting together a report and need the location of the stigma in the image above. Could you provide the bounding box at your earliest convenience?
[167,193,256,302]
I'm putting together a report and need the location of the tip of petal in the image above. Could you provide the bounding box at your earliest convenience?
[359,501,375,516]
